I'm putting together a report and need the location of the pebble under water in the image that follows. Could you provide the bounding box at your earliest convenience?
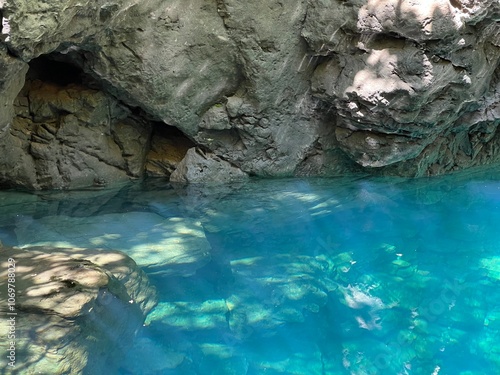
[2,166,500,374]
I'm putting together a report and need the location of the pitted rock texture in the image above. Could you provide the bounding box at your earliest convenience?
[0,245,157,375]
[1,0,500,188]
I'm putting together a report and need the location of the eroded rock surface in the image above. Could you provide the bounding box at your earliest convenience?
[0,245,157,375]
[5,77,152,189]
[1,0,500,187]
[305,0,500,173]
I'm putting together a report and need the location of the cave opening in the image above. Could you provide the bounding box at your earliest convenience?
[26,52,109,90]
[27,53,88,87]
[8,50,199,188]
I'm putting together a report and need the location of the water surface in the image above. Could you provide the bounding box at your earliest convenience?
[2,167,500,374]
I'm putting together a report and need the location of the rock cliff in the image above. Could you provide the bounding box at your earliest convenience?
[1,0,500,188]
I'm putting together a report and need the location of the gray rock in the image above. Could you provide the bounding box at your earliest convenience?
[304,0,500,173]
[200,104,232,131]
[2,0,500,185]
[170,147,248,184]
[0,244,157,375]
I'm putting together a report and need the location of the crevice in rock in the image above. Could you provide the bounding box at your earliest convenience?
[145,122,196,178]
[216,0,231,26]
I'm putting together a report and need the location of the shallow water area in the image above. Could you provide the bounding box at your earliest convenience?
[2,166,500,374]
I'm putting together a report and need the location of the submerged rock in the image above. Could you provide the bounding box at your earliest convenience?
[144,253,336,373]
[14,211,212,276]
[0,245,157,375]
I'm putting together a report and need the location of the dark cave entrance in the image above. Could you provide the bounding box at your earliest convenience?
[27,55,85,86]
[9,51,197,188]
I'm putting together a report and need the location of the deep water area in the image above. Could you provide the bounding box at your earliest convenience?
[2,166,500,374]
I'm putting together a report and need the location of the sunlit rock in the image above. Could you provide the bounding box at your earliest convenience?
[0,245,157,374]
[305,0,500,173]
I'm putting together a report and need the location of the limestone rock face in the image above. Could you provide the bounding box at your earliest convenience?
[0,245,157,375]
[1,0,500,186]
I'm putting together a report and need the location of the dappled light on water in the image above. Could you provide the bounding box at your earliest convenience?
[1,167,500,373]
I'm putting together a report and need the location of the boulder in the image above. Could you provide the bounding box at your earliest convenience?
[0,244,157,374]
[170,147,249,184]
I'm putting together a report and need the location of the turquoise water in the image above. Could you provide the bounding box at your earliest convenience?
[2,166,500,374]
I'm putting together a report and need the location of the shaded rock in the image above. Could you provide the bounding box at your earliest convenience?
[193,0,325,178]
[2,79,152,189]
[145,125,196,177]
[0,245,157,375]
[170,147,248,184]
[0,50,28,139]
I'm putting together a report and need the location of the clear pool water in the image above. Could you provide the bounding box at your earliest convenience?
[2,166,500,374]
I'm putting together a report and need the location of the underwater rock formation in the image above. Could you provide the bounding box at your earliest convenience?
[0,245,157,374]
[14,211,213,276]
[1,0,500,188]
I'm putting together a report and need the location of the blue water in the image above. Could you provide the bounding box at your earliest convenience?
[2,166,500,374]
